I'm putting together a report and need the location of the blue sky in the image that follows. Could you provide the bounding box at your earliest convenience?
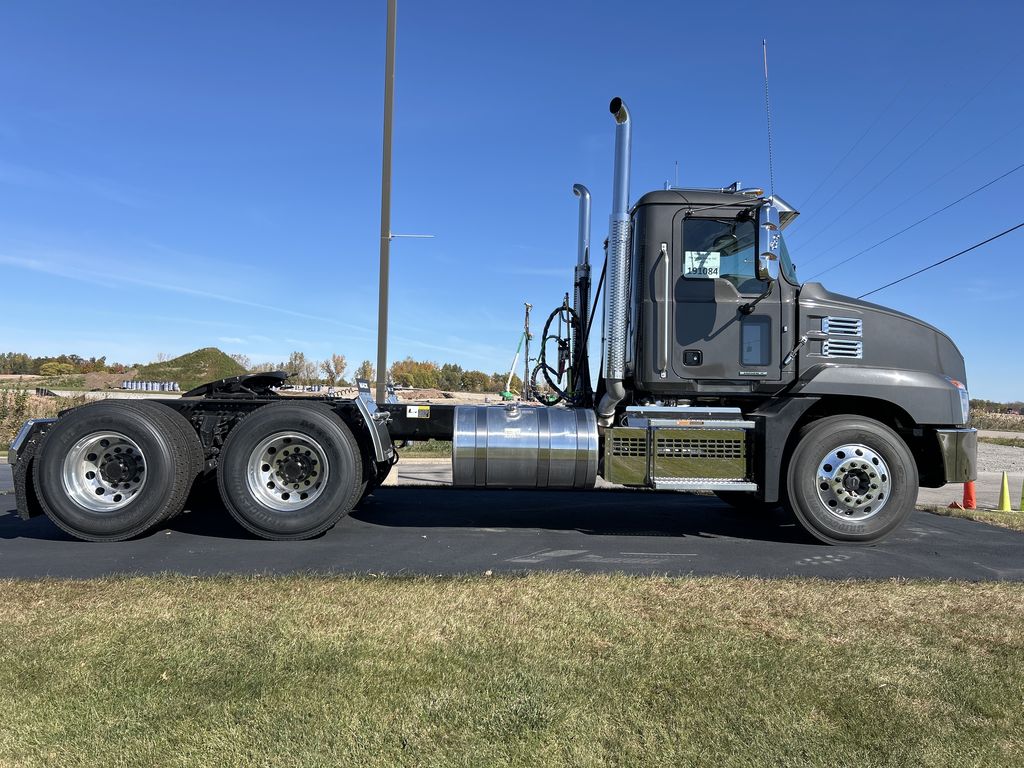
[1,0,1021,400]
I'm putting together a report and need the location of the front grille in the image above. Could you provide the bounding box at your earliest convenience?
[822,339,863,358]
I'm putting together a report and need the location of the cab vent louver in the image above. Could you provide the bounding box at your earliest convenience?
[822,339,863,358]
[822,316,862,336]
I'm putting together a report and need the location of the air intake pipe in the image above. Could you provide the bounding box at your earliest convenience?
[597,97,631,426]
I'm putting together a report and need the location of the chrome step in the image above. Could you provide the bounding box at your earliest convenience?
[652,478,758,492]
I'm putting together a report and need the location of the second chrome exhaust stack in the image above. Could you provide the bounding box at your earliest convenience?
[597,97,632,426]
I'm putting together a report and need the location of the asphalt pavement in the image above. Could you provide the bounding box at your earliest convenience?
[2,464,1022,580]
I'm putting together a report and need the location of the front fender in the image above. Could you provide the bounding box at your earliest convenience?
[793,364,961,426]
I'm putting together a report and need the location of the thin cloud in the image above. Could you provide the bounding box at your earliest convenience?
[0,252,372,334]
[0,160,148,208]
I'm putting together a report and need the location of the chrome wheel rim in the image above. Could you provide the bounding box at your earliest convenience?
[246,432,330,512]
[815,443,890,521]
[61,431,147,512]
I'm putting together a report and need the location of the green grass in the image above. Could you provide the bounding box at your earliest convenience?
[979,436,1024,449]
[134,347,245,391]
[0,574,1022,767]
[920,503,1024,532]
[398,439,453,458]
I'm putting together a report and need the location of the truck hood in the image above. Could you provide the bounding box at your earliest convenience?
[798,282,967,384]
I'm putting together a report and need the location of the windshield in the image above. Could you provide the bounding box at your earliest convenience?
[779,234,798,284]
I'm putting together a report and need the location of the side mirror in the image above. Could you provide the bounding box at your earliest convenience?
[758,204,781,281]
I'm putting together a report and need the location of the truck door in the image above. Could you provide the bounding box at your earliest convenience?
[669,212,785,383]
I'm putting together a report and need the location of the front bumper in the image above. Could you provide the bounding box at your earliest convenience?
[935,428,977,483]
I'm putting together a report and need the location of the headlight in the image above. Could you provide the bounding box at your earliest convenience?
[946,377,970,425]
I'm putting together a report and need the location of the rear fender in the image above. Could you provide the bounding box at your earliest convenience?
[8,419,56,520]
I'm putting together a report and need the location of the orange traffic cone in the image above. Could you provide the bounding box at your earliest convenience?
[962,480,976,510]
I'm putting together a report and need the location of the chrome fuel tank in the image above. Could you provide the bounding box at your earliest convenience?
[452,404,598,489]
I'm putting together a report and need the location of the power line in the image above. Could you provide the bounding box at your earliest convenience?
[799,116,1024,268]
[798,94,983,249]
[795,55,1014,249]
[806,162,1024,280]
[797,81,911,213]
[789,98,934,235]
[858,222,1024,299]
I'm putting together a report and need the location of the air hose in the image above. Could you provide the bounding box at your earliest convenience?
[531,295,581,406]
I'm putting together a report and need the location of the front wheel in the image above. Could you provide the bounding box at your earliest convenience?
[786,415,918,545]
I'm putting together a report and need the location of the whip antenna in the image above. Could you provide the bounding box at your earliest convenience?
[762,39,776,199]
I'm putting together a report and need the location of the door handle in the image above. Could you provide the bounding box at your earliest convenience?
[657,242,669,378]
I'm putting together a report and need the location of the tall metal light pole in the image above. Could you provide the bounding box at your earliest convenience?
[375,0,397,403]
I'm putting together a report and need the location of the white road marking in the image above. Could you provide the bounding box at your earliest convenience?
[507,548,589,564]
[795,554,852,566]
[573,554,663,565]
[620,552,698,557]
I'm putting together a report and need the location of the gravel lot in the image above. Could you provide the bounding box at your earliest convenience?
[978,439,1024,473]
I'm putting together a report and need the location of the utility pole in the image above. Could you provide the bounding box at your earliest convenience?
[375,0,397,403]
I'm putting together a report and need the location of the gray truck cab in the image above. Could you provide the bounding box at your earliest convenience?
[627,188,970,432]
[595,177,975,543]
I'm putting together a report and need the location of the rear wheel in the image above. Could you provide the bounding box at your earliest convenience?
[131,401,203,521]
[217,402,365,540]
[33,401,195,541]
[786,415,917,544]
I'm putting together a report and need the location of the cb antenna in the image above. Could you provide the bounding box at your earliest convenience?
[762,39,776,199]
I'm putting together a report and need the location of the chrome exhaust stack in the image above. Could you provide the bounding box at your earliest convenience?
[597,97,632,426]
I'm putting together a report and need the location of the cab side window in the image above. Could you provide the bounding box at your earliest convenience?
[682,218,761,294]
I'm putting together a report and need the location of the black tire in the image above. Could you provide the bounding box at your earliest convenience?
[785,415,917,545]
[216,402,365,540]
[131,401,203,521]
[713,491,782,514]
[33,400,195,541]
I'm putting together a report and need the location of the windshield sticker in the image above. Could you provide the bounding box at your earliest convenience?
[683,251,721,279]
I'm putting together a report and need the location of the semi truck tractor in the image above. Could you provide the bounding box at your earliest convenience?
[8,98,977,545]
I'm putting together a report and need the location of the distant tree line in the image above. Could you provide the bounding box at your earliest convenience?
[970,398,1024,414]
[387,357,522,393]
[0,352,130,376]
[239,352,521,393]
